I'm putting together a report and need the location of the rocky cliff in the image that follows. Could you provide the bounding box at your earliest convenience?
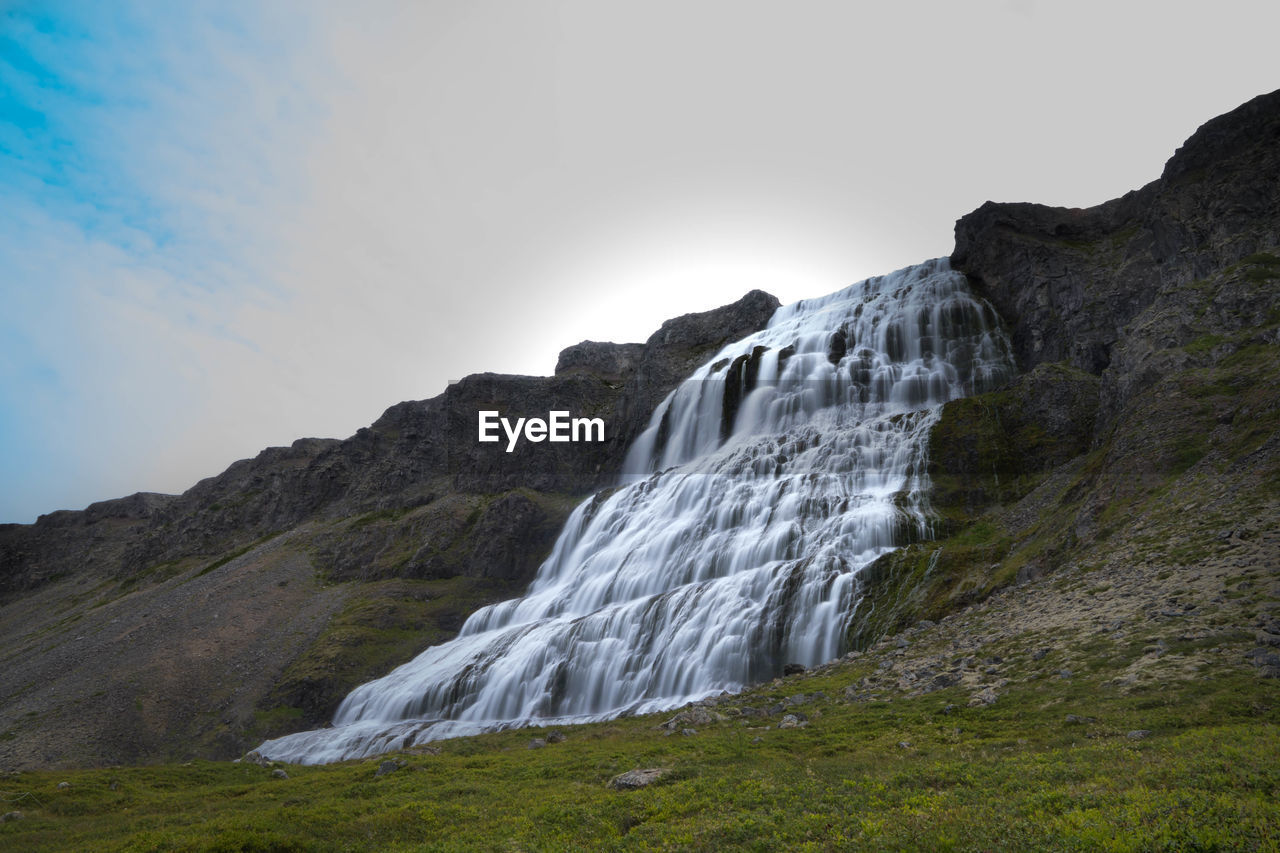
[848,89,1280,647]
[952,88,1280,425]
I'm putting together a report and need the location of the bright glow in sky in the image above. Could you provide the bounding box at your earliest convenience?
[2,0,1278,522]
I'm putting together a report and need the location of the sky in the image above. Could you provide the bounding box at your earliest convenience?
[2,0,1278,523]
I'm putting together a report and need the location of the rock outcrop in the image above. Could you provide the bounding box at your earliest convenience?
[952,87,1280,426]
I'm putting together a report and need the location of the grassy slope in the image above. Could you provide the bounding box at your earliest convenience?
[2,630,1276,851]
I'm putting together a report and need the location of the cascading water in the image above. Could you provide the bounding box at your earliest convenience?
[259,258,1013,764]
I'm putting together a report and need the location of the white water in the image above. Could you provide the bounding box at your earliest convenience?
[259,259,1013,764]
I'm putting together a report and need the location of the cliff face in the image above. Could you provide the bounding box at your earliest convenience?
[952,88,1280,427]
[849,90,1280,647]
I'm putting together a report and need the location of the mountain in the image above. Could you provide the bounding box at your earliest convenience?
[1,90,1277,773]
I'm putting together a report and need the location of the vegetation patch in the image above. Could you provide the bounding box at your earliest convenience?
[3,659,1276,851]
[256,576,520,734]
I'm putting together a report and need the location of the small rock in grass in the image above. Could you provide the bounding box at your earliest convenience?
[609,768,669,790]
[546,731,566,743]
[528,738,547,749]
[968,687,998,707]
[1126,730,1152,740]
[1,811,22,822]
[777,714,807,729]
[240,750,272,767]
[376,760,401,776]
[57,782,70,790]
[271,769,289,779]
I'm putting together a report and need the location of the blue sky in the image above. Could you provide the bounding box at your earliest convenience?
[2,1,318,522]
[3,1,1279,523]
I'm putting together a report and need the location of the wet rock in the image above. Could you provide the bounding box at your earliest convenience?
[609,768,670,790]
[783,663,807,676]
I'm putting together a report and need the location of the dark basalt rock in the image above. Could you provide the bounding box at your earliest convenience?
[555,341,645,380]
[952,88,1280,417]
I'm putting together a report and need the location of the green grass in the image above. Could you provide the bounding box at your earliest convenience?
[2,666,1276,851]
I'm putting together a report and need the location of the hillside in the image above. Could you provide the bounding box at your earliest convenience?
[0,88,1278,849]
[0,293,780,767]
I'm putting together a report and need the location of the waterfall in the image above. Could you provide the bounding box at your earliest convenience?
[258,258,1013,764]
